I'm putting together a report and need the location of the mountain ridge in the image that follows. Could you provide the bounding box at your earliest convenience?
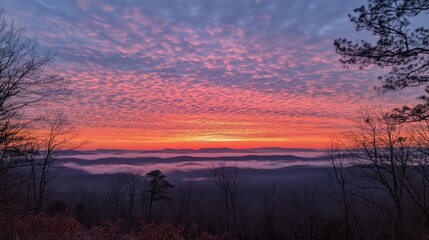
[60,147,323,156]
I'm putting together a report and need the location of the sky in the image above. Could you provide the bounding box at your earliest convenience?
[0,0,420,150]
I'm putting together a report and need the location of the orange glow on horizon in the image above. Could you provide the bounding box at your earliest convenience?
[77,139,329,150]
[71,123,332,150]
[6,1,415,151]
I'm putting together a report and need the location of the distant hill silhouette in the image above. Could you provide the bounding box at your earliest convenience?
[60,147,322,156]
[58,154,327,166]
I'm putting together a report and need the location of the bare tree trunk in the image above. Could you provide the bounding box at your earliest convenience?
[212,161,245,237]
[148,195,153,222]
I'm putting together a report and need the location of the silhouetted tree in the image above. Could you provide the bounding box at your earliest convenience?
[339,109,415,239]
[122,170,143,223]
[29,113,74,212]
[144,170,174,222]
[168,180,203,226]
[403,121,429,231]
[106,173,126,219]
[279,184,326,238]
[0,134,32,211]
[211,161,245,237]
[0,10,64,117]
[327,140,355,239]
[0,9,65,211]
[252,183,278,240]
[334,0,429,121]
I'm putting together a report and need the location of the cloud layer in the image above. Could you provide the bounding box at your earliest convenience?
[0,0,419,149]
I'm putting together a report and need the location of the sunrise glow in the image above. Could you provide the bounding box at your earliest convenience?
[2,0,416,150]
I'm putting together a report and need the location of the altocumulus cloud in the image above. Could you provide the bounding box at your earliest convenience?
[0,0,420,148]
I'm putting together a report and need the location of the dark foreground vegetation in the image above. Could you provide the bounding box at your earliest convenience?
[4,147,429,240]
[0,212,225,240]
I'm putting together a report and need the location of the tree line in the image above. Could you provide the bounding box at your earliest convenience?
[0,8,74,215]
